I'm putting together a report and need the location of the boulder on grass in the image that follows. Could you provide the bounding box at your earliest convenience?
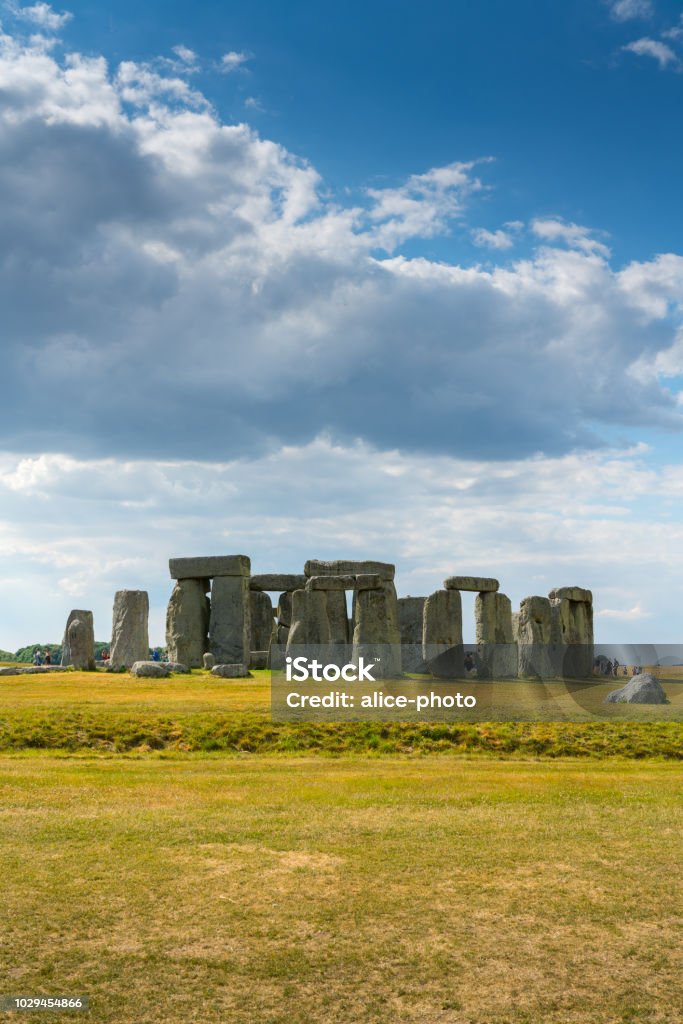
[163,662,188,673]
[605,673,668,704]
[211,663,250,678]
[131,661,170,678]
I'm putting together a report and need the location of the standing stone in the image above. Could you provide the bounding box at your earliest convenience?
[517,596,553,679]
[325,590,349,646]
[209,575,250,666]
[352,586,402,678]
[286,590,332,651]
[165,579,210,669]
[61,609,95,671]
[475,592,516,678]
[250,591,274,656]
[549,588,594,678]
[422,589,464,678]
[203,652,215,669]
[110,591,149,670]
[398,597,426,672]
[277,592,292,628]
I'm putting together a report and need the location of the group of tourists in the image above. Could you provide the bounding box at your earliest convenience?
[32,648,52,666]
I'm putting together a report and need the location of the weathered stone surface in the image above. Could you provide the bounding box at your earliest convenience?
[352,584,402,678]
[250,651,269,670]
[61,609,95,671]
[305,559,395,580]
[277,624,289,645]
[356,574,383,590]
[444,576,499,593]
[325,590,349,646]
[422,589,464,677]
[163,662,189,673]
[165,579,210,668]
[306,575,357,591]
[250,591,274,654]
[475,592,516,678]
[131,661,169,678]
[606,673,668,704]
[250,573,307,592]
[212,663,250,678]
[398,597,426,672]
[277,592,292,627]
[203,652,215,669]
[517,596,553,679]
[170,555,250,579]
[110,590,149,670]
[549,586,592,603]
[549,590,594,678]
[209,575,250,665]
[287,590,332,649]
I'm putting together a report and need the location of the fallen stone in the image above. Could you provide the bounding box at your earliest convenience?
[110,590,150,670]
[250,573,306,592]
[444,576,499,593]
[605,673,669,704]
[305,559,395,580]
[162,662,188,673]
[548,586,592,603]
[131,661,170,678]
[165,578,210,668]
[170,555,250,579]
[211,663,250,678]
[203,652,215,669]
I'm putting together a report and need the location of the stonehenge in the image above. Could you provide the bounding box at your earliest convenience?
[84,554,594,683]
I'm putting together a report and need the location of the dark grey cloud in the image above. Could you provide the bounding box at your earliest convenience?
[1,28,682,461]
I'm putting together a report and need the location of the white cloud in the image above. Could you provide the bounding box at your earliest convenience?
[623,37,681,69]
[171,44,196,65]
[244,95,263,111]
[471,227,515,250]
[220,50,250,73]
[609,0,653,21]
[530,218,611,257]
[0,441,682,647]
[598,604,652,619]
[7,1,71,30]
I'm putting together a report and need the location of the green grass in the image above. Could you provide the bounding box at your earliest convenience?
[0,670,681,757]
[0,754,681,1023]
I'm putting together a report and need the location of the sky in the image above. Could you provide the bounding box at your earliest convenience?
[1,0,683,647]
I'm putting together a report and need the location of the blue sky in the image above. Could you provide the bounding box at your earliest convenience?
[1,0,683,647]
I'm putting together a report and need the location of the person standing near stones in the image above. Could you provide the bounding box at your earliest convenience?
[44,647,52,666]
[33,648,43,666]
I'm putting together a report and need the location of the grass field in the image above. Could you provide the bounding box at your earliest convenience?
[1,670,682,1023]
[1,754,682,1023]
[0,669,682,756]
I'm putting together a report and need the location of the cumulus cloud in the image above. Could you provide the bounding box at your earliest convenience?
[609,0,653,21]
[0,22,682,470]
[0,440,682,646]
[471,227,515,250]
[220,50,250,72]
[623,37,681,69]
[6,1,71,30]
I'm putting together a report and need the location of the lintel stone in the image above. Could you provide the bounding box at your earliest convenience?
[304,559,394,580]
[548,586,592,603]
[250,573,306,592]
[444,576,499,593]
[170,555,250,579]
